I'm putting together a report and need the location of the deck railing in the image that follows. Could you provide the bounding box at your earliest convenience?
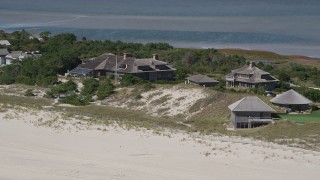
[247,117,273,128]
[248,117,273,122]
[226,77,235,81]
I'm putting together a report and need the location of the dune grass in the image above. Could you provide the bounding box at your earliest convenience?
[54,104,188,131]
[1,85,320,151]
[0,94,52,109]
[235,120,320,151]
[218,48,320,67]
[219,48,287,61]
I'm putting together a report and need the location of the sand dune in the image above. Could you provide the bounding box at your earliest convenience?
[0,109,320,180]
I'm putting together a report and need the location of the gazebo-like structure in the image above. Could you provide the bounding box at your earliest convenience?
[270,89,312,112]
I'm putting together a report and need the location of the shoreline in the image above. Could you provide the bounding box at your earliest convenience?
[1,10,320,58]
[2,25,320,57]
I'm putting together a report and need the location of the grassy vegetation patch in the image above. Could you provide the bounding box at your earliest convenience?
[236,121,320,151]
[279,110,320,123]
[188,91,219,113]
[54,104,187,131]
[0,94,52,109]
[186,92,244,134]
[1,87,320,151]
[150,94,171,106]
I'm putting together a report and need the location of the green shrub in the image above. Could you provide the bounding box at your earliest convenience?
[175,67,189,80]
[15,76,35,85]
[295,87,320,102]
[0,75,14,85]
[211,86,225,92]
[251,86,265,95]
[120,74,144,86]
[278,72,291,82]
[97,82,115,100]
[35,76,57,86]
[24,89,35,96]
[81,78,99,95]
[60,93,91,106]
[143,82,155,91]
[135,94,143,99]
[50,80,77,94]
[274,82,291,93]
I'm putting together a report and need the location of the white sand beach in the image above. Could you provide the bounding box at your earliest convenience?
[0,108,320,180]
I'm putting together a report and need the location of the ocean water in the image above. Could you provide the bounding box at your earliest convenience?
[1,0,320,57]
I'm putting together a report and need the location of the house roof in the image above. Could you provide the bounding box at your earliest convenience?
[228,96,275,112]
[186,74,219,83]
[270,89,312,105]
[0,49,9,56]
[5,51,23,59]
[226,62,279,84]
[0,40,11,46]
[78,53,175,74]
[69,67,93,75]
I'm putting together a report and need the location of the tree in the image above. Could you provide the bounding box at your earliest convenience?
[39,31,51,41]
[278,72,290,82]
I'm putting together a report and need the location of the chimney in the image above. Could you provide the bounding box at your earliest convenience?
[249,61,255,69]
[123,53,128,59]
[152,54,158,60]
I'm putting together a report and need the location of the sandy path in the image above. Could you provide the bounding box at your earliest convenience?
[0,113,320,179]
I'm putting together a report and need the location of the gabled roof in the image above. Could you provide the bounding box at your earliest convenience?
[228,96,275,112]
[0,40,11,46]
[270,89,312,105]
[186,74,219,83]
[0,49,9,56]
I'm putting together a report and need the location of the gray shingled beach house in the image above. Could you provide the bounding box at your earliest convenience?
[69,53,176,81]
[228,96,275,129]
[186,74,219,87]
[226,62,279,91]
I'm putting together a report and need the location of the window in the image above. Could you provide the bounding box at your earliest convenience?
[237,74,249,78]
[237,122,249,128]
[118,64,127,69]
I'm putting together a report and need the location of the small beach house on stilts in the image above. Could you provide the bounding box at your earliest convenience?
[228,96,275,129]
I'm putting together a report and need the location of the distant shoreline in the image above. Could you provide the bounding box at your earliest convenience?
[2,27,320,58]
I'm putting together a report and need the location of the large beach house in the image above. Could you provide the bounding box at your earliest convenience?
[69,53,176,81]
[225,62,279,91]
